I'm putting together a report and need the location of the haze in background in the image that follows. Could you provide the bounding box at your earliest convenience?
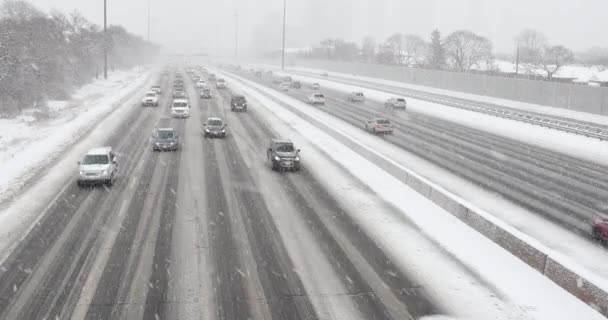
[26,0,608,55]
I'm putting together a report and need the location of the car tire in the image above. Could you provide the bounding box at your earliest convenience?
[77,181,84,188]
[593,228,603,241]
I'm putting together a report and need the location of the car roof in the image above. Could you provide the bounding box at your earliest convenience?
[172,98,188,103]
[232,95,245,99]
[152,85,160,87]
[272,138,292,144]
[156,127,175,132]
[87,147,111,155]
[207,117,223,122]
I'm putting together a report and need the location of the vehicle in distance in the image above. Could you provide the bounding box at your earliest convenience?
[348,92,365,102]
[77,147,118,187]
[321,72,329,77]
[195,80,206,88]
[365,118,394,134]
[172,90,187,99]
[171,99,190,118]
[192,75,201,82]
[283,76,292,82]
[592,217,608,241]
[290,81,302,89]
[216,78,227,89]
[385,97,407,110]
[307,92,325,105]
[279,82,290,91]
[200,88,213,99]
[141,91,159,106]
[310,82,321,90]
[152,128,179,151]
[203,117,227,138]
[255,71,263,77]
[151,85,162,95]
[208,73,217,81]
[230,95,247,112]
[267,139,301,171]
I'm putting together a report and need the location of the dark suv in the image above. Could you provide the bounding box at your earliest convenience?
[230,95,247,112]
[267,139,301,171]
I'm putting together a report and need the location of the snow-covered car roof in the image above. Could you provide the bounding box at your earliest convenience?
[86,147,112,155]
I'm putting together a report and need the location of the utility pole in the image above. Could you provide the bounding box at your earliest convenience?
[234,13,239,62]
[281,0,286,70]
[515,44,520,75]
[147,0,151,41]
[104,0,108,79]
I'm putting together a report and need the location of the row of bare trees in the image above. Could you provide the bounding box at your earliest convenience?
[300,28,608,80]
[0,1,159,117]
[301,29,493,72]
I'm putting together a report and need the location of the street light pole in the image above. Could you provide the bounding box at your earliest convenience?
[281,0,286,70]
[234,13,239,63]
[147,0,151,42]
[104,0,107,79]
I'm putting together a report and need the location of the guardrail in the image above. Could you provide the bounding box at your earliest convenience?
[291,71,608,141]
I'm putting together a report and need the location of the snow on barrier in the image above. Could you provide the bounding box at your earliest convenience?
[420,175,608,316]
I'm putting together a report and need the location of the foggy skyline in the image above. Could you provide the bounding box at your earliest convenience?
[25,0,608,56]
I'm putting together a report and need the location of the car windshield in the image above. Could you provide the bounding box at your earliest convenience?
[376,119,390,124]
[314,94,324,98]
[397,98,406,102]
[157,130,175,139]
[275,143,294,152]
[145,92,155,97]
[82,154,109,165]
[173,102,187,108]
[208,119,223,126]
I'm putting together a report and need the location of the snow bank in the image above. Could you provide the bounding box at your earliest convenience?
[216,68,606,320]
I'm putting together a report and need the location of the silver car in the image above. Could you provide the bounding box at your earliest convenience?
[77,147,118,187]
[385,97,407,110]
[348,92,365,102]
[203,117,227,138]
[365,118,394,134]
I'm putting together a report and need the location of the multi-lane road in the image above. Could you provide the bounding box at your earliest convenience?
[0,68,445,320]
[0,64,606,320]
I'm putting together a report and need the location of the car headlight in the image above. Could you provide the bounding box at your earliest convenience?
[101,170,108,176]
[221,129,226,132]
[79,171,85,176]
[205,128,210,132]
[274,156,281,161]
[295,156,300,161]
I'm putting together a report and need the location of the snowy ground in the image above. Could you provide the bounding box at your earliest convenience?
[237,64,608,296]
[0,67,152,204]
[216,68,606,320]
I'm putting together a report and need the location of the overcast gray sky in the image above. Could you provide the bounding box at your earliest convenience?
[26,0,608,56]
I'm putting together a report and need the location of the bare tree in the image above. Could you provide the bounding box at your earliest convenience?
[402,34,426,66]
[444,30,493,71]
[514,29,547,73]
[385,33,404,64]
[541,45,574,79]
[360,36,376,63]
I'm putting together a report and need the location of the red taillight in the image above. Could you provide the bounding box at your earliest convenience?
[376,124,382,128]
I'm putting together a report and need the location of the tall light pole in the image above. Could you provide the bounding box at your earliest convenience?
[281,0,286,70]
[104,0,108,79]
[147,0,151,41]
[234,13,239,62]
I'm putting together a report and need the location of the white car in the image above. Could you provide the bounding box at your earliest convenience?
[279,82,290,91]
[171,99,190,118]
[141,91,159,106]
[195,80,206,88]
[307,92,325,105]
[385,97,407,110]
[216,78,227,89]
[77,147,118,187]
[365,118,394,134]
[151,85,162,95]
[310,83,321,90]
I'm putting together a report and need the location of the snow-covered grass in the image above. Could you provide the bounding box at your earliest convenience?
[217,68,606,319]
[0,66,156,263]
[0,67,152,203]
[268,68,608,168]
